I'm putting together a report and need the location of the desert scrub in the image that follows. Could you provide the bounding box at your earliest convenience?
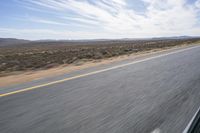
[0,38,200,76]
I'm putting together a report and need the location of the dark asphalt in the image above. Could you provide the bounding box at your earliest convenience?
[1,45,200,133]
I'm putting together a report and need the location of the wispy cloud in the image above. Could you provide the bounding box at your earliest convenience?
[3,0,200,39]
[195,0,200,8]
[0,27,116,40]
[28,17,68,26]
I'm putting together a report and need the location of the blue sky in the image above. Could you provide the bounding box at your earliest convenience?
[0,0,200,40]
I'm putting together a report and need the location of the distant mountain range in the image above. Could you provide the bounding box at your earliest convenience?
[0,38,30,47]
[0,36,199,47]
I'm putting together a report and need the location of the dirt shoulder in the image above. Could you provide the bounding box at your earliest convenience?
[1,38,200,76]
[0,43,199,88]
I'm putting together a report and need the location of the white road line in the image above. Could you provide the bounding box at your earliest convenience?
[182,106,200,133]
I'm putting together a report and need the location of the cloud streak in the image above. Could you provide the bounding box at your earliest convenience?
[3,0,200,39]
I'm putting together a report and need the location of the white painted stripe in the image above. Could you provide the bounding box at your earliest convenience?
[182,106,200,133]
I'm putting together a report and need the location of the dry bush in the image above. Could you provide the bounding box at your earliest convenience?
[0,38,199,75]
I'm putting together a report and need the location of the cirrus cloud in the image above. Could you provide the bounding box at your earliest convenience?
[1,0,200,39]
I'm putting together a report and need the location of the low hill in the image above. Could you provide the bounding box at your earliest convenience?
[0,38,30,47]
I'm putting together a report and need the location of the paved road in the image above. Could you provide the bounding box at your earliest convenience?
[1,45,200,133]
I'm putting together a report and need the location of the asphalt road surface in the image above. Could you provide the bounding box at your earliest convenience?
[1,45,200,133]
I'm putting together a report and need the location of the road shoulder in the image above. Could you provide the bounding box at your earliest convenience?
[0,43,199,88]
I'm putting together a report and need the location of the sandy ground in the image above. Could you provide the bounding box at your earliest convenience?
[0,44,196,87]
